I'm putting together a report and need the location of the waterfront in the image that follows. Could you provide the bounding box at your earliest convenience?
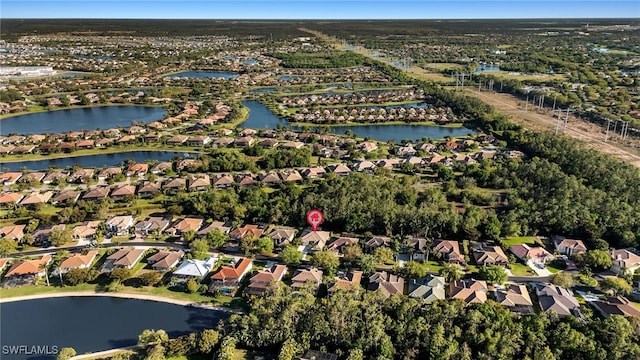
[1,151,188,171]
[0,296,228,359]
[0,106,166,135]
[241,100,475,141]
[163,70,239,79]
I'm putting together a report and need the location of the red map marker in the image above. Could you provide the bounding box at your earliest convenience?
[306,209,324,232]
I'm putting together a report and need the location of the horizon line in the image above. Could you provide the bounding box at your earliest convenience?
[3,17,639,20]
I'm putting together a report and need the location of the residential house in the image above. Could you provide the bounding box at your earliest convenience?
[0,224,25,241]
[300,230,331,251]
[230,224,264,241]
[32,224,65,245]
[212,174,235,188]
[258,172,281,186]
[110,184,136,201]
[267,228,297,248]
[126,163,149,177]
[365,236,392,252]
[72,221,101,242]
[151,161,173,175]
[147,250,185,271]
[82,187,110,202]
[246,264,288,296]
[405,237,429,261]
[408,275,447,304]
[101,248,145,271]
[279,170,303,183]
[301,351,338,360]
[290,267,323,293]
[300,167,326,179]
[188,174,211,192]
[69,168,94,183]
[42,171,67,185]
[213,137,234,147]
[198,221,231,237]
[137,181,161,198]
[510,244,554,265]
[536,284,581,317]
[0,172,22,185]
[176,159,201,172]
[258,138,278,149]
[433,240,464,264]
[450,279,488,305]
[97,167,123,181]
[495,284,533,315]
[3,255,52,281]
[326,237,359,254]
[163,178,186,193]
[326,163,351,176]
[235,136,255,147]
[19,172,45,183]
[610,249,640,275]
[19,191,53,208]
[52,190,81,204]
[327,270,362,293]
[167,134,189,145]
[58,251,98,274]
[0,192,24,207]
[352,160,377,173]
[172,257,218,279]
[166,217,204,237]
[473,245,509,266]
[368,271,405,298]
[591,296,640,319]
[209,257,253,293]
[105,215,135,236]
[357,141,378,153]
[235,174,258,187]
[189,135,212,147]
[554,237,588,257]
[134,217,171,236]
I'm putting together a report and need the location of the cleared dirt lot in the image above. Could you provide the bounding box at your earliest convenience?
[465,89,640,167]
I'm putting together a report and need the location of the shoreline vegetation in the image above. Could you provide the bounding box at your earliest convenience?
[287,120,465,128]
[0,103,167,120]
[0,146,203,163]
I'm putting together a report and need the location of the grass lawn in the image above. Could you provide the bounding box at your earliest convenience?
[0,283,97,298]
[425,261,444,274]
[233,349,268,360]
[501,236,541,247]
[546,262,565,274]
[631,301,640,311]
[509,262,534,276]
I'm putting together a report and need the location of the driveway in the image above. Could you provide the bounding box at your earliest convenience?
[527,260,553,276]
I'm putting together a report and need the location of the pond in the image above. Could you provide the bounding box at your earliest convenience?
[475,65,501,73]
[240,100,475,142]
[0,296,229,360]
[1,151,190,171]
[0,106,166,136]
[163,71,239,79]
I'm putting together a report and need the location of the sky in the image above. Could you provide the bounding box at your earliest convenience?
[1,0,638,19]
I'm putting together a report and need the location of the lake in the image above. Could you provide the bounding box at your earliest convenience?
[1,151,189,171]
[0,296,229,360]
[164,71,239,79]
[240,100,475,142]
[0,106,166,136]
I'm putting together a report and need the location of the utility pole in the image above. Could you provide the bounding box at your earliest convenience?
[555,109,562,135]
[525,94,529,111]
[552,94,556,112]
[605,119,613,142]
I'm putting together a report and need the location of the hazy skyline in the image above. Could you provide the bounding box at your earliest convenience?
[2,0,639,19]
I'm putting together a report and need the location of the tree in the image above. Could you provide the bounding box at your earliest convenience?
[358,254,377,275]
[575,250,612,271]
[109,268,132,282]
[279,245,302,266]
[183,230,197,243]
[216,336,237,360]
[343,244,363,263]
[346,349,364,360]
[600,277,632,296]
[49,227,73,247]
[478,265,508,285]
[0,237,17,257]
[550,272,574,288]
[310,250,340,276]
[197,329,220,354]
[205,229,228,248]
[278,338,301,360]
[139,271,163,286]
[190,238,209,259]
[401,261,428,279]
[138,329,169,346]
[144,344,166,360]
[186,278,199,294]
[56,347,76,360]
[64,268,96,286]
[439,263,464,282]
[373,247,395,265]
[256,236,274,255]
